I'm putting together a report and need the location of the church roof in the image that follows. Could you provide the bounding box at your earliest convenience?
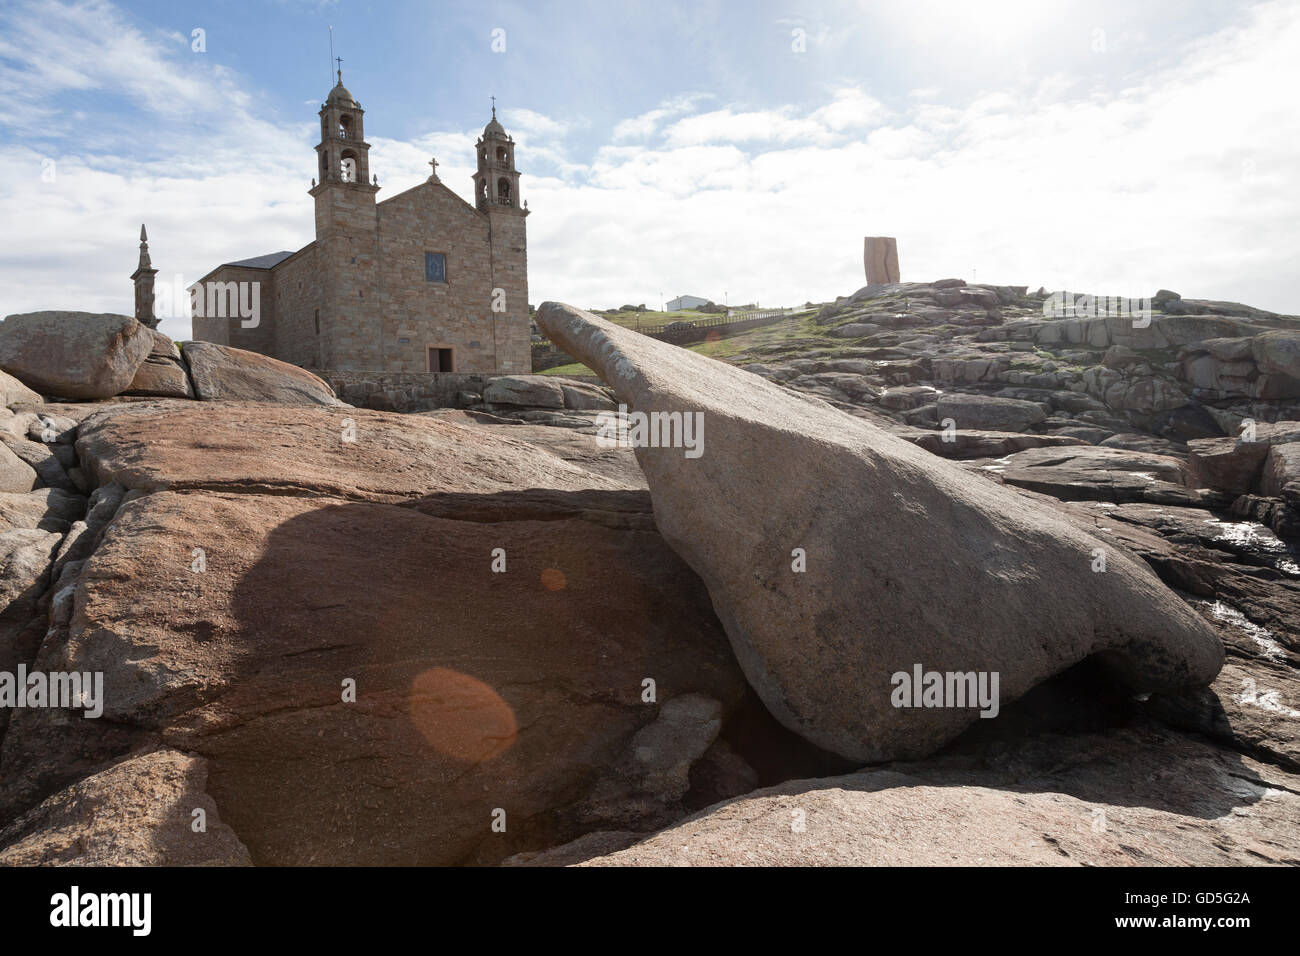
[483,104,506,138]
[225,251,296,270]
[327,81,358,108]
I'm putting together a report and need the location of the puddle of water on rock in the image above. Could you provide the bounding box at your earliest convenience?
[1199,518,1300,576]
[1202,600,1286,661]
[980,455,1014,474]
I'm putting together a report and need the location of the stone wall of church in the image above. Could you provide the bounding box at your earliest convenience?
[272,245,324,368]
[313,183,384,370]
[368,182,530,374]
[189,264,276,354]
[485,209,531,375]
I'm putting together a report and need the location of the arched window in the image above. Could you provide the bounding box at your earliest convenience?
[341,154,357,183]
[496,146,507,163]
[497,177,511,204]
[338,115,351,139]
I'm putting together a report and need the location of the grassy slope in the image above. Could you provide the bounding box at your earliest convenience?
[538,308,824,377]
[581,309,715,330]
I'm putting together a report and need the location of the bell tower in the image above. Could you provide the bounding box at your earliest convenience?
[309,64,379,236]
[473,101,525,214]
[472,99,530,376]
[307,63,382,370]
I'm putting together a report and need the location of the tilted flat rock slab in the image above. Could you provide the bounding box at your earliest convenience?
[994,445,1202,505]
[891,427,1087,460]
[537,302,1225,762]
[75,401,638,501]
[181,340,339,405]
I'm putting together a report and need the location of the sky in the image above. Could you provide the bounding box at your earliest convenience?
[1,0,1298,342]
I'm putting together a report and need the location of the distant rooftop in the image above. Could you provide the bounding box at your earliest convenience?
[224,251,296,270]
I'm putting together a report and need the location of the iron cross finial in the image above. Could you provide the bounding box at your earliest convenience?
[335,56,343,82]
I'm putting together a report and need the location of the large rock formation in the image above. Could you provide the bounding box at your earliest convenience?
[181,341,339,405]
[537,302,1224,763]
[483,375,566,409]
[0,401,748,864]
[0,312,153,400]
[1,280,1296,868]
[125,329,193,398]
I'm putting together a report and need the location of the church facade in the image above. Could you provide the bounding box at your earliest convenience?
[191,71,531,374]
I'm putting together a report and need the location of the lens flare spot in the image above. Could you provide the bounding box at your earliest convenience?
[409,668,516,762]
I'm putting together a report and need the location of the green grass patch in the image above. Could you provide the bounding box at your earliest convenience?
[589,309,715,330]
[534,309,820,374]
[538,361,594,377]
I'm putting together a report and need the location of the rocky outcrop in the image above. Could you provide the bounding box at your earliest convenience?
[2,280,1296,869]
[181,341,339,405]
[1188,424,1300,495]
[1252,330,1300,382]
[0,401,749,865]
[892,428,1087,460]
[0,312,153,399]
[537,301,1224,764]
[993,445,1206,505]
[1177,331,1300,401]
[780,282,1299,453]
[125,329,193,398]
[0,433,75,491]
[482,375,565,408]
[73,401,633,500]
[575,727,1300,866]
[0,441,38,493]
[935,393,1047,431]
[0,748,250,866]
[0,370,41,406]
[1186,423,1300,537]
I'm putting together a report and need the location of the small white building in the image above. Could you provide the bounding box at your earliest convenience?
[666,294,711,311]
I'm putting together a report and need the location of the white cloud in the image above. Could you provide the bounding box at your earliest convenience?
[502,108,570,139]
[611,94,710,142]
[663,89,890,148]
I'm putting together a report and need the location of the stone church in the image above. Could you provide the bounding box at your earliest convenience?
[190,70,531,374]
